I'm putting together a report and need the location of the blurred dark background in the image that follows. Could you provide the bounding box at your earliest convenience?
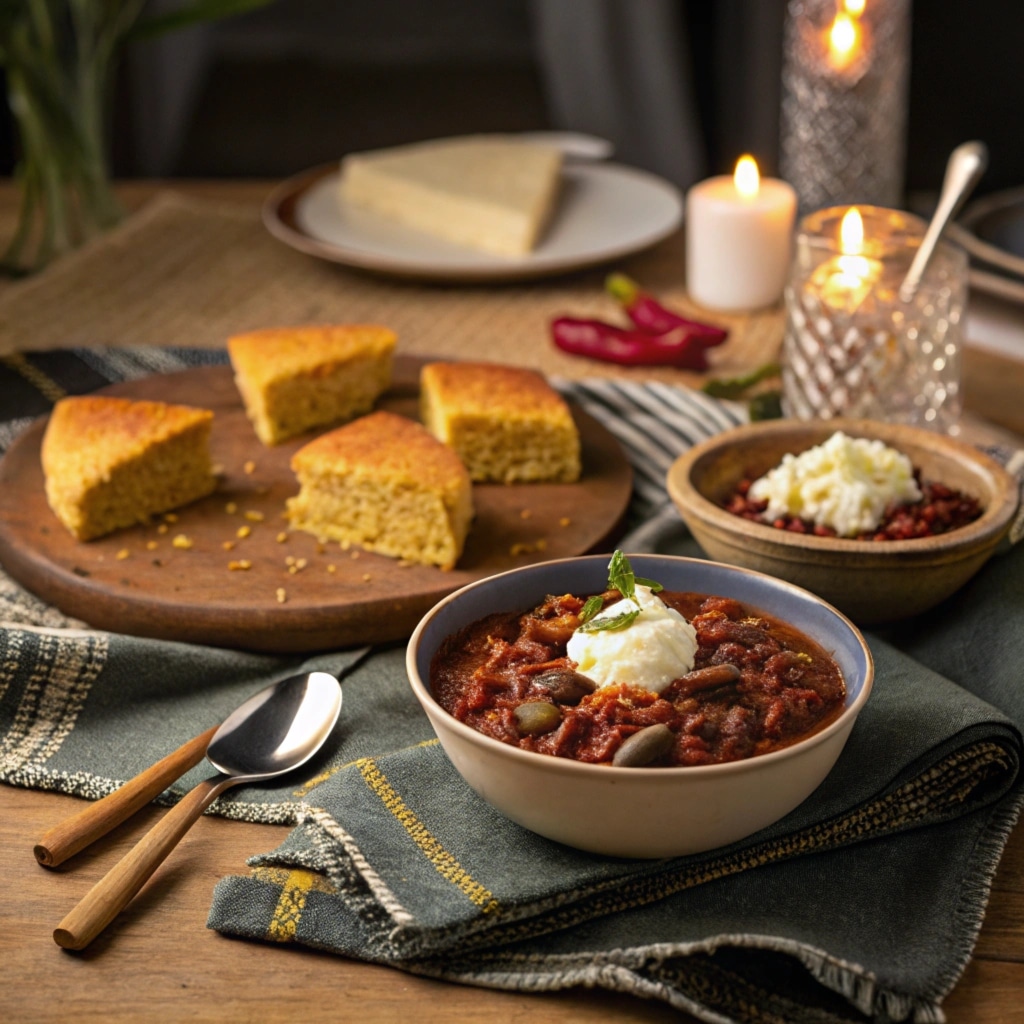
[3,0,1022,199]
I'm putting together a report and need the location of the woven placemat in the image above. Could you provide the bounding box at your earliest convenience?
[0,192,784,382]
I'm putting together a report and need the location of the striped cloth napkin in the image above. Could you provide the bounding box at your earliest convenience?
[2,347,1023,1024]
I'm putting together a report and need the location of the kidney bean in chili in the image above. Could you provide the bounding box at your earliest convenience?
[724,474,983,540]
[430,590,846,768]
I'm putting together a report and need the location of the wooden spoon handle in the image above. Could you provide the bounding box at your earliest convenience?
[34,725,218,868]
[53,775,225,950]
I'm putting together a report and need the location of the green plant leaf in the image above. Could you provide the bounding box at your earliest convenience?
[128,0,277,41]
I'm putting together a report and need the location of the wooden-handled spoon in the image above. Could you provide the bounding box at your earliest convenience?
[51,670,342,950]
[35,725,219,868]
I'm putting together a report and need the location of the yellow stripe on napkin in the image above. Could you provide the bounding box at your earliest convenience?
[358,756,501,916]
[253,866,334,942]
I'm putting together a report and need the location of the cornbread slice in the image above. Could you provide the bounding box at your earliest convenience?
[227,324,397,445]
[339,135,563,257]
[41,396,216,541]
[286,411,473,570]
[420,361,581,484]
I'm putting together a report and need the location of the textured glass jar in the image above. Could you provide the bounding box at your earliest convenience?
[781,206,968,434]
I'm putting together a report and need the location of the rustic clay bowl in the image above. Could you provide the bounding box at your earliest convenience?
[666,418,1019,626]
[407,553,872,859]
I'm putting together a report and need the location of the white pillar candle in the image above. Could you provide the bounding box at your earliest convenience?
[685,156,798,313]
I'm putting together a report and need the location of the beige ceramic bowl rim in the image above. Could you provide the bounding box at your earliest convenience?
[406,553,874,781]
[667,418,1020,556]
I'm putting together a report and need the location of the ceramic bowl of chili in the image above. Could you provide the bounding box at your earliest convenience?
[667,418,1019,626]
[406,553,873,859]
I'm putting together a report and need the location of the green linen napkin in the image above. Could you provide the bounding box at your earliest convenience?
[2,349,1023,1024]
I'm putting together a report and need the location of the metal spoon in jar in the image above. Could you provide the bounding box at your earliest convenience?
[899,140,988,302]
[52,670,343,951]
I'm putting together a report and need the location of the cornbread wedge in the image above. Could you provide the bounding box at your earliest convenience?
[227,324,397,445]
[420,361,581,483]
[286,411,473,570]
[41,395,216,541]
[339,135,563,257]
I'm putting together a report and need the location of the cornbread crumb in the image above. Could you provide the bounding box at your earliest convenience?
[276,531,288,543]
[244,460,256,475]
[510,539,548,556]
[285,556,296,566]
[116,548,130,560]
[228,324,397,445]
[225,502,238,514]
[340,539,351,551]
[172,534,193,550]
[286,410,473,570]
[228,559,252,571]
[327,564,337,573]
[559,517,572,527]
[163,513,178,523]
[157,523,169,535]
[420,362,580,483]
[244,510,264,522]
[296,558,308,569]
[146,540,158,550]
[362,573,372,582]
[222,540,235,551]
[236,525,251,539]
[350,550,360,559]
[276,588,287,604]
[40,396,216,541]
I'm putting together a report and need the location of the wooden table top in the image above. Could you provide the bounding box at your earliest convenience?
[1,180,1022,1024]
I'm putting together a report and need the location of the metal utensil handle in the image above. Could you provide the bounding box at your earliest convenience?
[34,725,219,868]
[52,774,229,951]
[899,140,988,302]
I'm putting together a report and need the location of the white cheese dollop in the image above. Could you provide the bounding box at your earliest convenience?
[566,585,698,693]
[747,431,922,537]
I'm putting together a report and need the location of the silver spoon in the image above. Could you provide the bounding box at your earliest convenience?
[53,670,342,950]
[899,140,988,302]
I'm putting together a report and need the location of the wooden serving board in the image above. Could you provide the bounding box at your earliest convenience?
[0,358,632,652]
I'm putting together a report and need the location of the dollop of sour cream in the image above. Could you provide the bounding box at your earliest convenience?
[747,430,922,537]
[566,585,697,693]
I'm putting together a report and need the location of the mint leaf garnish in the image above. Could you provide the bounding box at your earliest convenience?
[578,595,605,624]
[578,608,641,633]
[576,552,665,633]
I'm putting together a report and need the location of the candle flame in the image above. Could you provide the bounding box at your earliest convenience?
[840,207,864,254]
[844,0,865,17]
[734,155,760,199]
[828,11,861,65]
[837,207,870,280]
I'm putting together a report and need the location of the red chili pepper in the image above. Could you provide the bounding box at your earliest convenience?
[551,317,724,370]
[606,273,728,343]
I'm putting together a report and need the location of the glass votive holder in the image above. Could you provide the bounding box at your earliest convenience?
[781,205,968,433]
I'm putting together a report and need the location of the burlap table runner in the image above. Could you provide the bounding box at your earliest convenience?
[0,191,783,382]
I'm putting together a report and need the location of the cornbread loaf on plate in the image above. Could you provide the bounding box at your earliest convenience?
[41,395,216,541]
[286,410,473,571]
[420,361,581,483]
[339,135,563,257]
[227,324,396,445]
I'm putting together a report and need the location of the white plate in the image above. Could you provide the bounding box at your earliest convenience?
[262,161,683,283]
